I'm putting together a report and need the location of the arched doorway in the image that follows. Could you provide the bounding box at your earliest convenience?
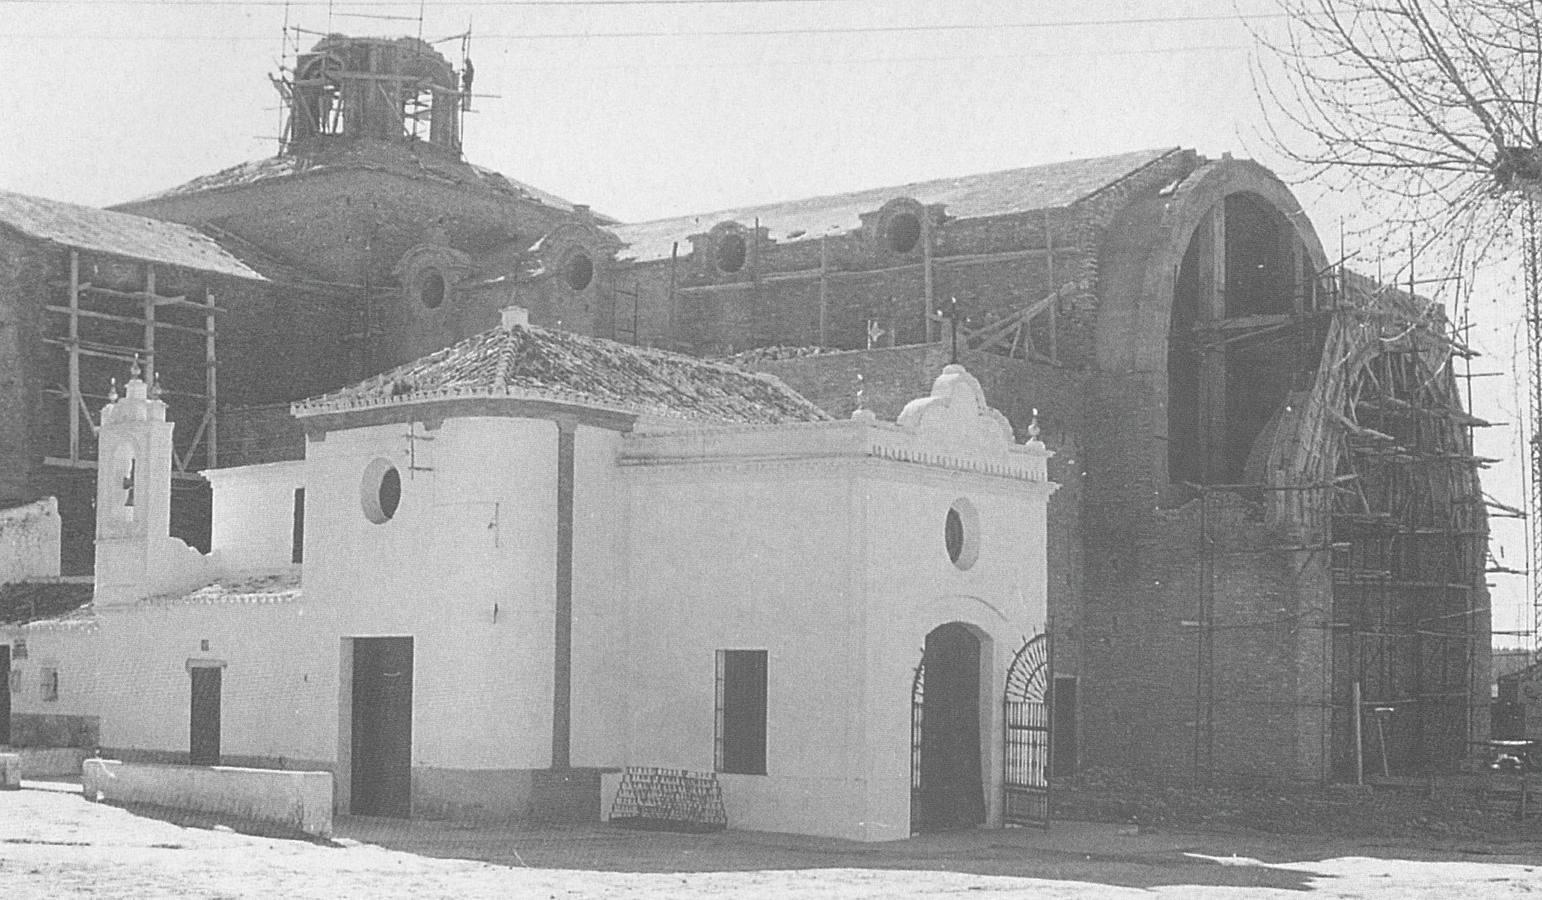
[910,623,986,833]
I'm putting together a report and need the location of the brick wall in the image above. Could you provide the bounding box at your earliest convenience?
[219,404,306,468]
[603,150,1200,365]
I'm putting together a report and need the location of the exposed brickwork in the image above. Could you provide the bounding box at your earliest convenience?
[219,404,307,468]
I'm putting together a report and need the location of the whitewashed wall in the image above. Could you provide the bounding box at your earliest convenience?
[301,415,562,773]
[206,461,304,572]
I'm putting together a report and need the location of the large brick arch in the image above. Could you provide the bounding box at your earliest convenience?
[1091,158,1329,491]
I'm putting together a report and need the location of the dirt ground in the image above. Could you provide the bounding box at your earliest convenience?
[1,779,1540,898]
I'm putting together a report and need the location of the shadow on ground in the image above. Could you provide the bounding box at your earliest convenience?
[334,817,1329,892]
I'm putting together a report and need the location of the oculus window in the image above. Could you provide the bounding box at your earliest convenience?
[361,459,402,524]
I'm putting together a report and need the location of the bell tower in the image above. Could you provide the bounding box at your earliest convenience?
[94,362,210,606]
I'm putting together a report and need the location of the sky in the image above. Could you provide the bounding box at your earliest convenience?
[0,0,1534,645]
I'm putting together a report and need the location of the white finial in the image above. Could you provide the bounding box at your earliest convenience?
[851,372,876,422]
[1026,407,1045,449]
[129,354,142,382]
[107,377,119,404]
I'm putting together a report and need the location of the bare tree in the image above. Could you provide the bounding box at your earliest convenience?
[1255,0,1542,262]
[1257,0,1542,654]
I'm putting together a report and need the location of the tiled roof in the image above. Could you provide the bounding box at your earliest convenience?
[0,581,93,627]
[123,143,616,223]
[295,322,832,426]
[146,570,303,607]
[611,147,1182,261]
[0,190,264,280]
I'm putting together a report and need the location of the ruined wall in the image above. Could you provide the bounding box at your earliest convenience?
[0,497,60,582]
[0,230,45,507]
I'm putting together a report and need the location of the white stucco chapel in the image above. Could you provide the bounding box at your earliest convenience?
[7,307,1056,842]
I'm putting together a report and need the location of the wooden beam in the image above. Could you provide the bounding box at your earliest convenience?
[922,212,935,342]
[42,337,145,362]
[206,289,218,469]
[67,250,80,462]
[144,264,156,384]
[45,305,213,337]
[1196,206,1228,481]
[818,236,829,347]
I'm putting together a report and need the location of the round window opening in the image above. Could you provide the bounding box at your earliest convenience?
[887,212,922,254]
[716,232,747,273]
[361,458,403,524]
[566,253,594,291]
[945,498,980,570]
[418,270,446,309]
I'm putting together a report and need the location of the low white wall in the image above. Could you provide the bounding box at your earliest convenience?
[206,461,305,571]
[82,759,332,838]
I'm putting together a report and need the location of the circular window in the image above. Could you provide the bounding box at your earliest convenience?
[361,458,402,524]
[566,252,594,291]
[716,232,747,273]
[887,212,922,254]
[945,498,980,570]
[417,270,446,309]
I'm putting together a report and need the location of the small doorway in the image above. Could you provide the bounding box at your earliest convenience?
[189,666,222,766]
[351,637,413,818]
[911,623,986,833]
[1,645,10,746]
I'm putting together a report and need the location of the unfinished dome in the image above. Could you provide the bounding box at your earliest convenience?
[283,35,465,153]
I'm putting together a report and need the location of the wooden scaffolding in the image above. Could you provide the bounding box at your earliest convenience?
[41,249,219,475]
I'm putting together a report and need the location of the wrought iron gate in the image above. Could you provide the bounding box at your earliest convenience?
[909,659,924,833]
[1004,633,1051,826]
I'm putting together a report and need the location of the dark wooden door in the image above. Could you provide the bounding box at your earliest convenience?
[1052,675,1078,777]
[1,645,10,746]
[914,623,985,832]
[189,667,221,766]
[351,637,413,818]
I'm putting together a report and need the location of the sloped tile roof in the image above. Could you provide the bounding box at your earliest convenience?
[295,322,832,426]
[612,147,1182,261]
[0,581,94,627]
[0,190,264,280]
